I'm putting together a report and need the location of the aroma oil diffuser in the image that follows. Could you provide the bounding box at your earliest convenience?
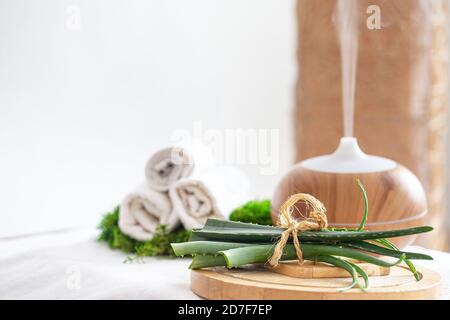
[271,137,427,248]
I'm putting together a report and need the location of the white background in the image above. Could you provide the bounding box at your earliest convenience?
[0,0,296,237]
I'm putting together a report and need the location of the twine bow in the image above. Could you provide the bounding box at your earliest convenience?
[268,193,328,267]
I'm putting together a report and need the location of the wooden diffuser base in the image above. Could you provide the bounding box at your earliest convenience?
[271,163,427,248]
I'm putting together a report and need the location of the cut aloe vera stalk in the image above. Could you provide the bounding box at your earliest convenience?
[189,254,227,269]
[171,241,262,256]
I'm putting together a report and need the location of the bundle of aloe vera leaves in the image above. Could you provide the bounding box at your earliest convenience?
[171,182,433,291]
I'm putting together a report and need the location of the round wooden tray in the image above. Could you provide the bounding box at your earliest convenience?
[272,260,390,278]
[191,264,441,300]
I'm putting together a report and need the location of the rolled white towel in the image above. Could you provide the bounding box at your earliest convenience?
[189,166,250,219]
[119,183,178,241]
[169,179,224,230]
[145,147,194,192]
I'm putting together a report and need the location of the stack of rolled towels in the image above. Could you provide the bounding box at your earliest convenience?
[119,146,242,241]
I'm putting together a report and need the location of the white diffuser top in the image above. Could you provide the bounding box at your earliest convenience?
[301,137,396,173]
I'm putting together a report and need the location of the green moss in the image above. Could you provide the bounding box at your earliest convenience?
[134,226,191,257]
[98,206,136,252]
[229,199,272,225]
[97,206,190,257]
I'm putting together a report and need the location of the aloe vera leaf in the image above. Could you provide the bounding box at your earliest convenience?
[313,255,364,292]
[203,218,280,230]
[188,233,210,242]
[192,225,433,242]
[171,241,265,256]
[326,227,353,231]
[307,245,407,268]
[219,244,407,268]
[189,254,227,269]
[219,244,281,268]
[374,238,422,281]
[192,227,282,242]
[347,261,370,289]
[356,178,369,231]
[332,178,367,232]
[342,240,433,260]
[189,219,281,241]
[190,219,273,241]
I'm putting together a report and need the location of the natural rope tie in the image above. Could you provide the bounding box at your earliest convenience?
[268,193,328,267]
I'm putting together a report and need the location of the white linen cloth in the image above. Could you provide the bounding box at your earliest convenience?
[145,147,194,192]
[0,229,198,300]
[0,229,449,299]
[119,183,177,241]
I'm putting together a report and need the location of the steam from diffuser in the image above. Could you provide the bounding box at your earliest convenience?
[336,0,360,137]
